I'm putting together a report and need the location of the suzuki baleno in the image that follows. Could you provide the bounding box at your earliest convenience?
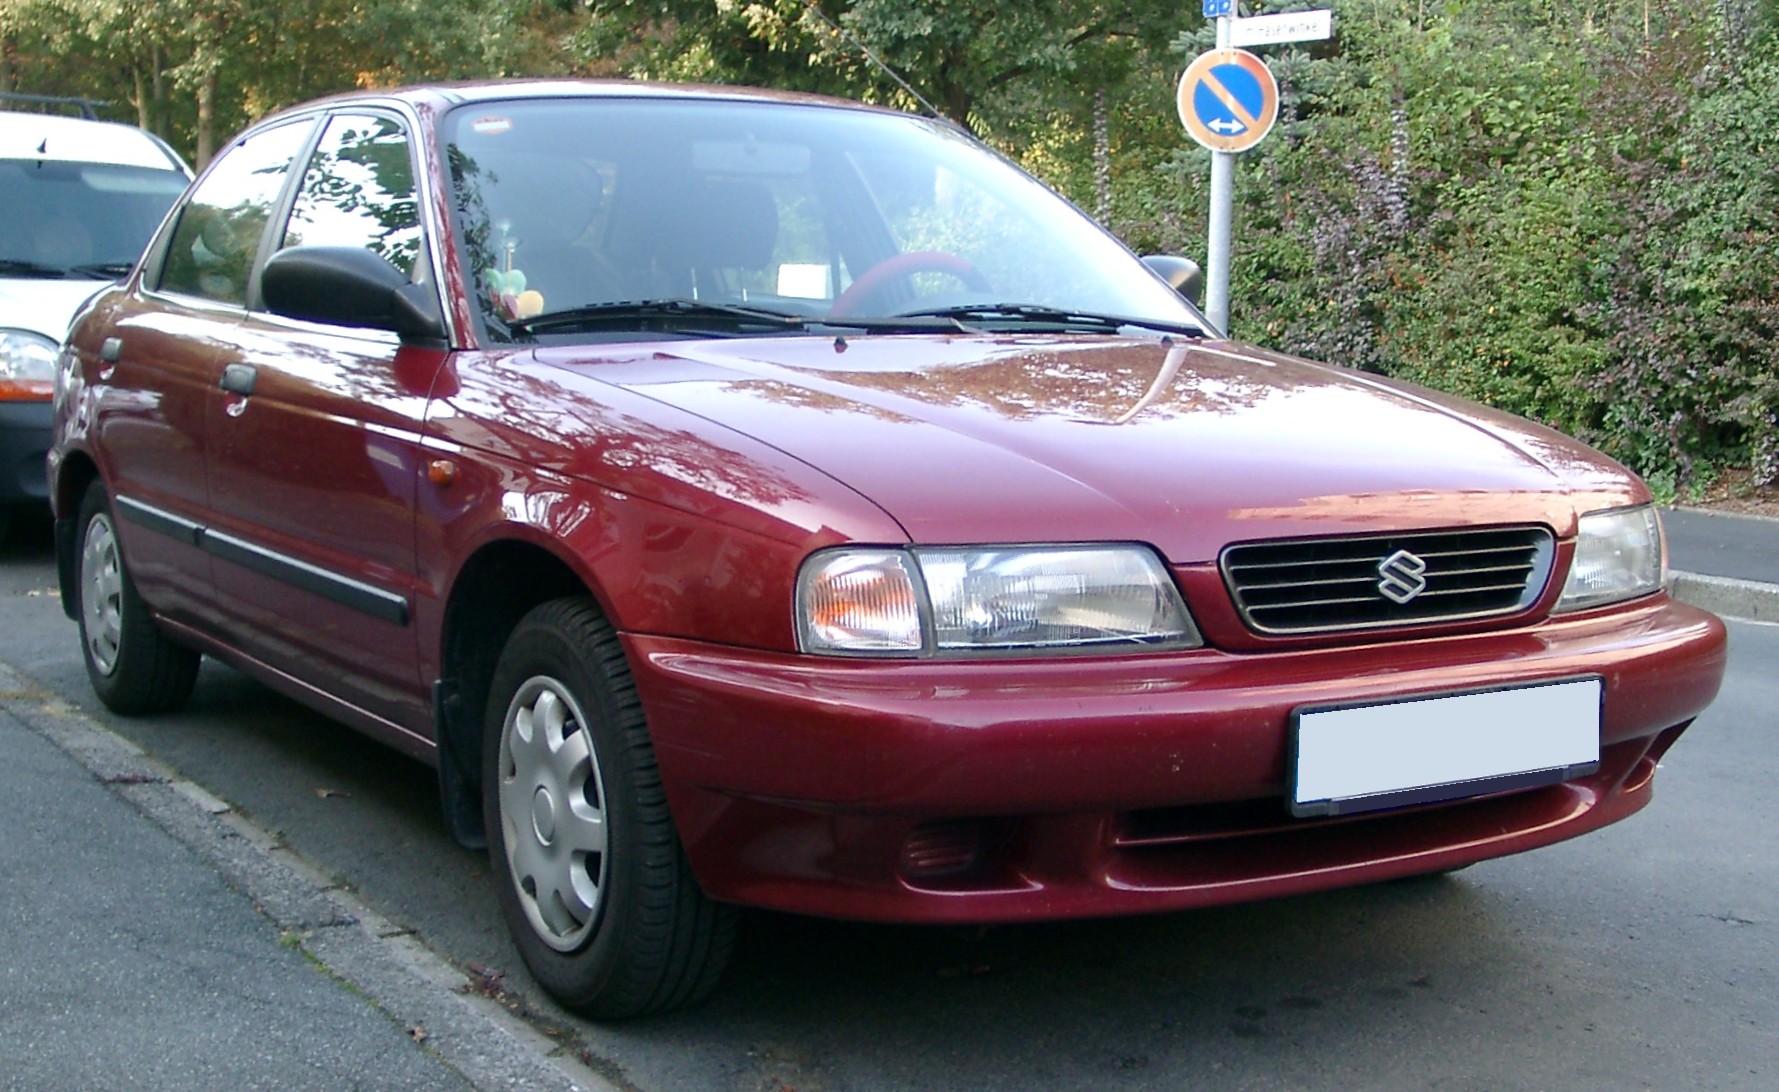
[50,82,1727,1018]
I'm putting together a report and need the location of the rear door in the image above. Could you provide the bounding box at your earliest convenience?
[202,111,445,738]
[96,119,314,624]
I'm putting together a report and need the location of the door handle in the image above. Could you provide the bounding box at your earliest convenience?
[220,363,257,397]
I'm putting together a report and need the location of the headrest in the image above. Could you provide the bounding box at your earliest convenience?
[692,177,779,272]
[470,152,602,251]
[605,173,780,274]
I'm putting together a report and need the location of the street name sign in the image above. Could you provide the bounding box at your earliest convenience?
[1176,48,1279,154]
[1228,9,1334,48]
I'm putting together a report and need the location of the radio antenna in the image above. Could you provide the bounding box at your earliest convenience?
[801,1,946,121]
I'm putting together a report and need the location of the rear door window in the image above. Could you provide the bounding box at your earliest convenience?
[157,121,312,305]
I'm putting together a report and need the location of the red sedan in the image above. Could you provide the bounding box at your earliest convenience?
[49,82,1725,1018]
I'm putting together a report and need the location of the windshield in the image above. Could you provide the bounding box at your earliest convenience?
[0,160,188,276]
[443,97,1201,342]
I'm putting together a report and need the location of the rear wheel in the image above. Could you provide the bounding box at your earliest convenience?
[74,482,200,714]
[482,597,736,1018]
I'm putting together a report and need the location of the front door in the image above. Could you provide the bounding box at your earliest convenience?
[202,112,442,739]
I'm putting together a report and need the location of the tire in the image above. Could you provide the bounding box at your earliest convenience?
[74,482,200,714]
[482,597,736,1019]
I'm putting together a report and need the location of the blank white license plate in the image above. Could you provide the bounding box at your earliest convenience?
[1290,677,1602,817]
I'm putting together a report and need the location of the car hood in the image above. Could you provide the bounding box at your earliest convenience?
[0,278,110,341]
[546,335,1643,562]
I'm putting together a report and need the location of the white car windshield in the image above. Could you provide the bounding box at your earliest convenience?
[444,96,1202,340]
[0,159,187,277]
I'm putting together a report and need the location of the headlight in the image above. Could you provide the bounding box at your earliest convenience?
[796,549,925,654]
[797,544,1201,656]
[1555,504,1665,612]
[0,328,60,393]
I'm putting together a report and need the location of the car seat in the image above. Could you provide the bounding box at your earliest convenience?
[603,173,780,302]
[473,152,612,311]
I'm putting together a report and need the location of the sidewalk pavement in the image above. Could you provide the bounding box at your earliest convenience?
[0,507,1770,1092]
[0,662,606,1092]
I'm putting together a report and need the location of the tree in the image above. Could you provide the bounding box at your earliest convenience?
[571,1,1184,135]
[0,0,575,166]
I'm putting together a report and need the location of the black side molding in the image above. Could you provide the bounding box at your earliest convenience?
[115,496,409,626]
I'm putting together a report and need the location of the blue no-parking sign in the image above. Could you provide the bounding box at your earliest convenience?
[1176,48,1279,154]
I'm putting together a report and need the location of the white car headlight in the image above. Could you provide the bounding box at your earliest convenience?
[797,544,1201,656]
[0,328,60,384]
[1555,505,1665,612]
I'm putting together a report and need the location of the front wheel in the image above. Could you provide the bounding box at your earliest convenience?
[482,597,736,1019]
[74,482,200,714]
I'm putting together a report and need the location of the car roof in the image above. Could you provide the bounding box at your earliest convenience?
[0,110,190,173]
[262,78,906,122]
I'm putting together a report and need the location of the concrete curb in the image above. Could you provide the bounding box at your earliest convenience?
[0,666,618,1092]
[1668,505,1779,522]
[1671,570,1779,624]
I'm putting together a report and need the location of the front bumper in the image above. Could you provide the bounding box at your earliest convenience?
[627,595,1726,923]
[0,398,52,505]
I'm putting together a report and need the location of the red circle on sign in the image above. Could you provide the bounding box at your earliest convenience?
[1176,48,1280,154]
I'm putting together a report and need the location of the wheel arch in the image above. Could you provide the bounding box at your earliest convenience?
[432,534,602,848]
[52,450,102,622]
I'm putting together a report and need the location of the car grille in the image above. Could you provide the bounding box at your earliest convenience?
[1220,526,1556,635]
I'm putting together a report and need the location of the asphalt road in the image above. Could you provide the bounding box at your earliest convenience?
[1665,507,1779,585]
[2,511,1774,1091]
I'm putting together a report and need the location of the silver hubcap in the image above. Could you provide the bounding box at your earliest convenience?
[499,676,608,952]
[80,513,125,677]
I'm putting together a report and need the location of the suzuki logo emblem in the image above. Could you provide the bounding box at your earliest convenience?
[1377,549,1429,605]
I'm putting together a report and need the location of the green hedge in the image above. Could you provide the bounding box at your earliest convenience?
[1091,1,1778,494]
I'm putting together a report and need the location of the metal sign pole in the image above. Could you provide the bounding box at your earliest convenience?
[1186,4,1326,336]
[1204,11,1235,334]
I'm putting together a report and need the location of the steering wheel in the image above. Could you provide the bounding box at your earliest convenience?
[828,250,990,318]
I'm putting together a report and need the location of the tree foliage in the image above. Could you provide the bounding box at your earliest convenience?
[2,0,1773,489]
[0,0,572,163]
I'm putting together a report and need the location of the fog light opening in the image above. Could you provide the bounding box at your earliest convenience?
[899,820,985,880]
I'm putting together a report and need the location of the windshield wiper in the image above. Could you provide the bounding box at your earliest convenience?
[68,261,136,280]
[503,297,1172,339]
[895,303,1207,338]
[810,313,979,334]
[509,298,813,336]
[0,258,71,279]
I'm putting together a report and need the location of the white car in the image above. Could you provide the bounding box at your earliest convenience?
[0,99,189,532]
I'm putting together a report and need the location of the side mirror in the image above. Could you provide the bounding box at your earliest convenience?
[261,246,446,343]
[1141,255,1205,308]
